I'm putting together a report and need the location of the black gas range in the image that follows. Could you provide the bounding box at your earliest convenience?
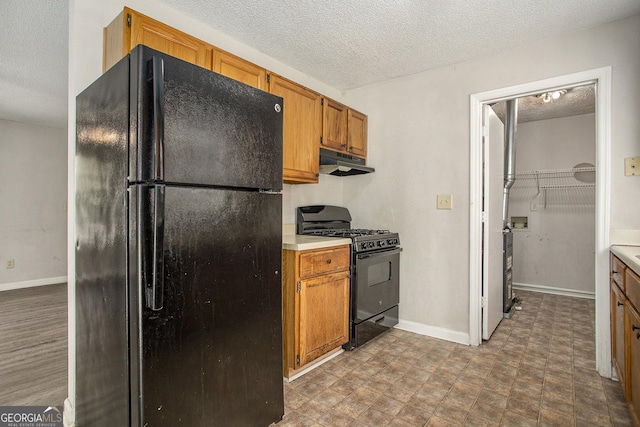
[297,205,401,349]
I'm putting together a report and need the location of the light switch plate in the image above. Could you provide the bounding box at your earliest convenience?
[625,157,640,176]
[437,194,452,210]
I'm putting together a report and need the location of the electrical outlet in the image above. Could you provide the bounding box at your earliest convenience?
[6,259,15,269]
[437,194,452,210]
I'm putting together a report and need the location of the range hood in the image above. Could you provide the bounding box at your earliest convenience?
[319,148,375,176]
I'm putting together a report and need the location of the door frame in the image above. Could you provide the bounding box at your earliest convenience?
[468,67,612,378]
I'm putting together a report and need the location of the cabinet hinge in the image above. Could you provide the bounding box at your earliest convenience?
[126,13,132,28]
[482,125,489,139]
[266,74,270,84]
[320,136,323,145]
[321,98,324,106]
[481,212,488,223]
[481,296,487,308]
[296,282,301,293]
[296,355,300,365]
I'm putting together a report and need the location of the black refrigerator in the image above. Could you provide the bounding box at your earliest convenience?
[75,45,284,426]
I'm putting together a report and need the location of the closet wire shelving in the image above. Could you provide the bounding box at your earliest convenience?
[509,167,595,208]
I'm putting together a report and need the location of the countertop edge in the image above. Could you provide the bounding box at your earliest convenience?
[282,235,352,251]
[611,245,640,277]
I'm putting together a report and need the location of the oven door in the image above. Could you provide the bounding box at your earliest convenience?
[354,247,401,324]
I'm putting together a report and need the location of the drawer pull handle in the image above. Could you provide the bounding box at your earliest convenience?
[617,301,624,307]
[637,333,640,340]
[633,325,640,332]
[327,259,332,264]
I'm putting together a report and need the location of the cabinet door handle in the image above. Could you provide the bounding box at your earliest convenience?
[617,301,624,307]
[633,325,640,332]
[327,259,332,264]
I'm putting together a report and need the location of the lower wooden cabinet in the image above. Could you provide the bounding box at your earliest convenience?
[610,252,640,426]
[612,282,627,392]
[282,245,350,377]
[628,303,640,424]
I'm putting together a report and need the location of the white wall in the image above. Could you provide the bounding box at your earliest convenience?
[0,119,67,289]
[343,14,640,338]
[509,113,596,296]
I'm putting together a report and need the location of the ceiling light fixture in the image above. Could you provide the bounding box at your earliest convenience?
[538,90,567,103]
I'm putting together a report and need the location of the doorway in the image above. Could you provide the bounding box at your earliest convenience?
[468,67,612,378]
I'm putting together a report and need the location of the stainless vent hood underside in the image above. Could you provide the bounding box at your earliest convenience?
[319,148,375,176]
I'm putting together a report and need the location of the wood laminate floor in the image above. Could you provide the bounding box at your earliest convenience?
[0,283,67,406]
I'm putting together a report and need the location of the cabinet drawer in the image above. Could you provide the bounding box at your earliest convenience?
[299,246,350,278]
[611,255,626,292]
[626,268,640,312]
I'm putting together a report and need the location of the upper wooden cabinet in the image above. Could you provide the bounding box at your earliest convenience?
[102,8,369,184]
[322,98,348,152]
[348,109,368,158]
[322,98,368,160]
[211,49,267,91]
[269,75,322,184]
[103,7,208,72]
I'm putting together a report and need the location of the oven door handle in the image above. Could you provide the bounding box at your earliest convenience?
[357,247,402,259]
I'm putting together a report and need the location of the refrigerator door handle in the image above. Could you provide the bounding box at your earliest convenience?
[152,56,165,181]
[144,184,165,311]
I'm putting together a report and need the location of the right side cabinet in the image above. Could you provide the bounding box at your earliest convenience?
[611,253,640,425]
[321,98,368,160]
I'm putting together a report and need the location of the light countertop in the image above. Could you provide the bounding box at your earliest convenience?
[611,245,640,276]
[282,223,351,251]
[282,234,351,251]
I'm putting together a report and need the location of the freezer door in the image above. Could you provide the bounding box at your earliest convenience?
[129,45,283,190]
[129,185,284,426]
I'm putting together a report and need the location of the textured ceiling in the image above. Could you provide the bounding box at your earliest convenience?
[2,0,640,129]
[161,0,640,90]
[0,1,68,129]
[491,85,596,123]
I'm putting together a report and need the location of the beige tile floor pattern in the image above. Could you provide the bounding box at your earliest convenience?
[276,291,634,427]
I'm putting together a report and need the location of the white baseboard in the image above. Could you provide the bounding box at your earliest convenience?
[285,347,344,382]
[395,320,470,346]
[0,276,67,292]
[513,282,595,299]
[63,398,75,427]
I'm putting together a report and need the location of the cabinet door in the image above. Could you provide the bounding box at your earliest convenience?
[628,304,640,423]
[104,8,209,71]
[348,109,368,158]
[129,10,208,68]
[213,49,267,91]
[612,283,627,393]
[269,75,321,184]
[297,271,349,367]
[322,98,348,152]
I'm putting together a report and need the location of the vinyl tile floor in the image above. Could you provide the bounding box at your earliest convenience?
[278,291,634,427]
